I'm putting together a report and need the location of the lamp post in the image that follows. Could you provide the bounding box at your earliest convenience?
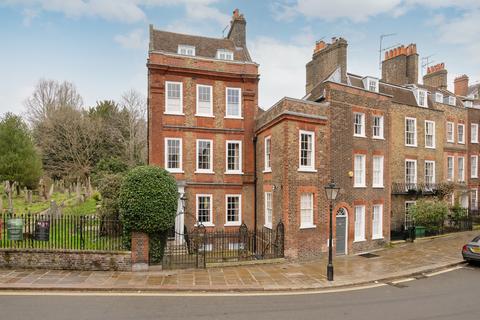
[324,180,340,281]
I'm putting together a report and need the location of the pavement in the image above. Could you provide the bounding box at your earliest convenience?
[0,230,477,292]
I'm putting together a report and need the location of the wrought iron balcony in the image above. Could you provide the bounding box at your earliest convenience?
[391,182,439,195]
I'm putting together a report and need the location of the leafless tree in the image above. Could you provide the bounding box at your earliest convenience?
[120,89,147,166]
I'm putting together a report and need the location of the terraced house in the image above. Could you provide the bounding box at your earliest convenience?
[148,8,479,260]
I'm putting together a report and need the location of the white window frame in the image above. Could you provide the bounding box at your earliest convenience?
[225,87,242,119]
[225,140,243,174]
[458,124,465,144]
[164,138,183,173]
[354,154,366,188]
[264,192,273,229]
[195,139,214,174]
[368,79,378,92]
[425,120,435,148]
[225,194,242,226]
[298,130,316,172]
[447,122,455,143]
[449,96,456,106]
[178,44,195,56]
[353,112,365,137]
[435,92,443,103]
[300,193,315,229]
[465,101,473,108]
[405,201,416,226]
[372,204,383,240]
[216,49,234,60]
[471,123,479,143]
[405,159,417,189]
[458,156,465,182]
[196,84,213,117]
[196,194,213,227]
[471,189,478,210]
[425,160,435,188]
[354,205,366,242]
[164,81,183,115]
[447,156,454,181]
[416,89,428,108]
[264,136,271,172]
[405,117,417,147]
[471,155,478,178]
[372,115,384,139]
[372,155,384,188]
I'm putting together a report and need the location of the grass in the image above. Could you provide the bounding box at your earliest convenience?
[1,185,98,215]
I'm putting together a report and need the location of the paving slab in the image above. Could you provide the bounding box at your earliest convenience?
[0,231,476,292]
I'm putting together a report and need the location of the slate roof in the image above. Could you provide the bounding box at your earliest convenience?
[468,83,480,98]
[149,28,252,62]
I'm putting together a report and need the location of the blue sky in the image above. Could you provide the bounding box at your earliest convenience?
[1,0,479,116]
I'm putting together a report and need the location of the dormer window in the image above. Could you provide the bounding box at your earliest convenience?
[465,100,473,108]
[415,89,428,108]
[216,49,233,61]
[363,77,379,93]
[435,92,443,103]
[448,96,456,106]
[178,45,195,56]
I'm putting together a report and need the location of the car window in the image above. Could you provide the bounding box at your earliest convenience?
[473,236,480,243]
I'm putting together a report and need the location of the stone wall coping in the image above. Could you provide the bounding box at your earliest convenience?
[0,248,131,255]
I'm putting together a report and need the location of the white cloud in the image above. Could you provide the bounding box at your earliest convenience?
[273,0,480,23]
[250,36,312,109]
[2,0,228,25]
[114,29,148,49]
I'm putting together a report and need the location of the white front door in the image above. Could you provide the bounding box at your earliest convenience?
[174,184,185,243]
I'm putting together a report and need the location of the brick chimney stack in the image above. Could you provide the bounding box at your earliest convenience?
[306,37,348,94]
[227,8,247,49]
[454,75,469,97]
[382,43,418,86]
[423,63,447,89]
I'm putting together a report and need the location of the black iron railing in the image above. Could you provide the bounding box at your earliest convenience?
[0,212,123,251]
[162,221,285,270]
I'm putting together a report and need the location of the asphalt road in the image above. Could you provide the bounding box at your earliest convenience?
[0,266,479,320]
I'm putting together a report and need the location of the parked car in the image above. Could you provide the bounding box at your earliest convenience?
[462,235,480,263]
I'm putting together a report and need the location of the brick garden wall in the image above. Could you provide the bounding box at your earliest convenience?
[0,249,132,271]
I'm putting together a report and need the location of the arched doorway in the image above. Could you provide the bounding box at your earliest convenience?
[336,208,348,255]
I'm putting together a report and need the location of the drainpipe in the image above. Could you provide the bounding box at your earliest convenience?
[253,136,258,252]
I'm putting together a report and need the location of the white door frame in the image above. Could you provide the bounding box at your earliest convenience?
[175,183,185,243]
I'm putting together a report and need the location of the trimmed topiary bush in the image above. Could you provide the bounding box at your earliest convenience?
[119,165,178,234]
[119,166,178,263]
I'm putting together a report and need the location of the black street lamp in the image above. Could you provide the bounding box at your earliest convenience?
[324,180,340,281]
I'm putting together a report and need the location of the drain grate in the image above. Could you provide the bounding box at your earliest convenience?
[359,252,379,258]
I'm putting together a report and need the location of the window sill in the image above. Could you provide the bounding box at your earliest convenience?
[372,185,384,189]
[354,185,367,188]
[195,222,215,227]
[224,116,243,120]
[164,112,185,116]
[195,114,215,118]
[405,144,417,147]
[263,169,272,173]
[372,136,385,140]
[167,169,184,174]
[425,146,436,149]
[195,170,215,174]
[224,222,241,227]
[300,224,316,230]
[471,141,478,144]
[225,171,244,175]
[353,239,366,243]
[353,134,366,138]
[298,168,317,173]
[372,236,384,240]
[264,224,272,229]
[472,176,478,179]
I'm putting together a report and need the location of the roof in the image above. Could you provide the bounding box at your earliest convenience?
[149,28,252,62]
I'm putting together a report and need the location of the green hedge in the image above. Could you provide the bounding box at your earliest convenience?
[119,166,177,262]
